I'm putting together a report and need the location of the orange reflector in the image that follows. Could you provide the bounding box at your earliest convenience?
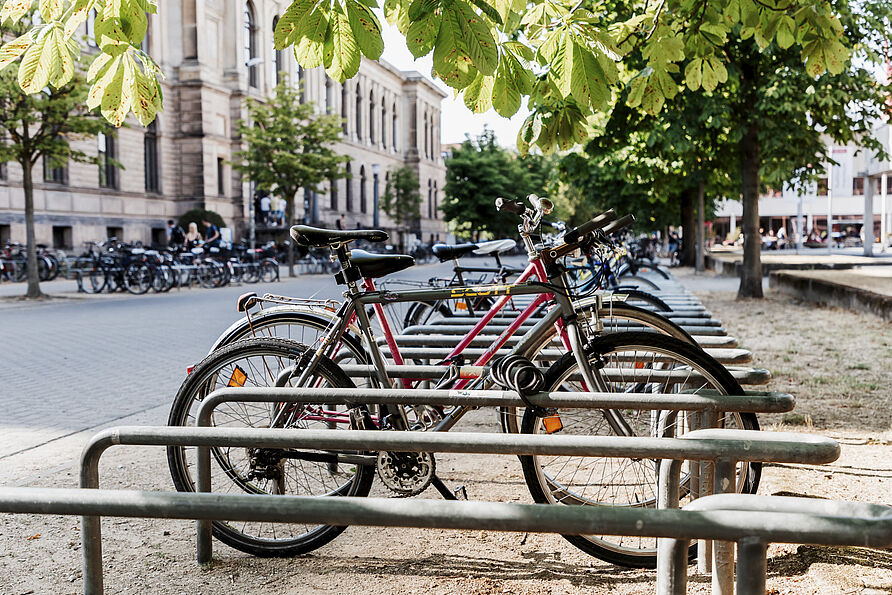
[635,362,645,369]
[543,415,563,434]
[455,302,468,310]
[228,366,248,387]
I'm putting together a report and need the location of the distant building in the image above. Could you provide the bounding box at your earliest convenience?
[0,1,447,250]
[713,123,892,249]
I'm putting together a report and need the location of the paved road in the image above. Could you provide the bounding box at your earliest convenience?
[0,259,467,459]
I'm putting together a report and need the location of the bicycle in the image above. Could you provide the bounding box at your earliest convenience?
[167,196,756,566]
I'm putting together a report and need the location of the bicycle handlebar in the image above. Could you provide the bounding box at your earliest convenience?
[601,214,635,236]
[563,210,617,245]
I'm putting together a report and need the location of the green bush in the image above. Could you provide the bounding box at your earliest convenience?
[179,209,225,232]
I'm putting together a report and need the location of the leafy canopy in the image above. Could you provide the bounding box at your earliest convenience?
[231,76,349,213]
[0,0,852,152]
[380,165,423,229]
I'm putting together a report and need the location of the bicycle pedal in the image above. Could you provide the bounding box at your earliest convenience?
[453,485,468,501]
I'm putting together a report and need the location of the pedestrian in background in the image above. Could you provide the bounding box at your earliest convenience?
[184,222,202,249]
[259,192,271,225]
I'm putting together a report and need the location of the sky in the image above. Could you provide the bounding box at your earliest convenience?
[377,12,528,148]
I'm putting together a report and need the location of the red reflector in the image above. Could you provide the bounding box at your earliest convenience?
[186,365,195,375]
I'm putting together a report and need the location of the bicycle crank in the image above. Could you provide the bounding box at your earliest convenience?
[376,450,435,497]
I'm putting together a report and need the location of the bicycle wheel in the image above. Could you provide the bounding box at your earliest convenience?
[259,259,279,283]
[167,338,374,557]
[82,265,107,293]
[607,289,672,312]
[519,331,759,568]
[123,263,152,294]
[614,273,661,291]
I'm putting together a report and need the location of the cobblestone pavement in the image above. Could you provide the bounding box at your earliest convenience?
[0,259,459,460]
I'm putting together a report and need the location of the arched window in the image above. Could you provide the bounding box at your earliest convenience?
[381,101,387,150]
[433,181,438,218]
[423,113,429,159]
[244,2,258,88]
[144,121,159,193]
[272,16,283,86]
[369,90,375,145]
[355,84,362,141]
[345,163,353,211]
[392,103,398,152]
[341,83,349,134]
[427,179,432,219]
[360,165,367,213]
[330,178,338,210]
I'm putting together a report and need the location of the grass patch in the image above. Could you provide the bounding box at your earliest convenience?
[847,363,870,370]
[782,413,812,426]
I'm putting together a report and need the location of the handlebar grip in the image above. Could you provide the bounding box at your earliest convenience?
[601,214,636,235]
[563,209,617,245]
[495,197,527,215]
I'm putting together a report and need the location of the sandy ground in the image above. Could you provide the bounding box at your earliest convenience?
[1,270,891,594]
[773,267,892,298]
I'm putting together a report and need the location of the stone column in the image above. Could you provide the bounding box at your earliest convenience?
[863,173,874,256]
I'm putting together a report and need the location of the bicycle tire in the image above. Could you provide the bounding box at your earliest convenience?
[166,338,374,557]
[614,273,661,291]
[259,259,279,283]
[519,331,759,568]
[608,289,672,312]
[123,263,152,294]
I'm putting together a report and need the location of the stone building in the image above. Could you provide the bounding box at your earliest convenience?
[0,1,448,250]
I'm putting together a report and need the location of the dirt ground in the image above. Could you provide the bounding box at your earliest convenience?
[1,271,891,594]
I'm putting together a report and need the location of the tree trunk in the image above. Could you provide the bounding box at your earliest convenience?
[680,190,696,267]
[695,180,705,273]
[288,195,296,277]
[738,119,763,298]
[22,158,44,299]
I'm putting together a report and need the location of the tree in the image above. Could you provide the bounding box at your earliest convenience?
[442,129,551,241]
[1,0,852,156]
[231,77,348,276]
[0,32,110,299]
[178,208,225,235]
[380,165,422,250]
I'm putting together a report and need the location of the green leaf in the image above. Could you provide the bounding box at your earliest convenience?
[569,40,610,110]
[101,53,134,126]
[0,0,33,25]
[51,26,74,85]
[120,0,148,45]
[627,75,646,107]
[275,0,318,49]
[294,7,328,69]
[684,57,702,91]
[432,6,476,89]
[822,40,847,75]
[87,50,113,81]
[383,0,410,34]
[64,0,97,38]
[463,72,493,112]
[451,0,498,75]
[775,15,795,50]
[323,4,360,82]
[700,58,718,91]
[131,69,157,125]
[491,66,520,117]
[345,0,384,60]
[39,0,62,20]
[0,32,32,70]
[406,10,438,58]
[87,53,121,108]
[468,0,501,26]
[407,0,437,20]
[18,29,52,93]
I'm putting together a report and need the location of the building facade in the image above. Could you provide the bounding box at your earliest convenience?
[0,1,448,250]
[714,123,892,248]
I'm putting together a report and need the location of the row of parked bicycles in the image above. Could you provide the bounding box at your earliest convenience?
[165,195,756,568]
[0,242,66,282]
[73,239,280,294]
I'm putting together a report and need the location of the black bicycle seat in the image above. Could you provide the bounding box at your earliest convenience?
[350,250,415,278]
[290,225,388,247]
[432,242,478,262]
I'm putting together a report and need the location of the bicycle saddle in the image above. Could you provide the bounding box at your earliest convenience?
[474,239,516,255]
[350,250,415,278]
[431,242,478,262]
[290,225,388,247]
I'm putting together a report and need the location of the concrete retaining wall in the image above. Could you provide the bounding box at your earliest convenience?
[769,272,892,321]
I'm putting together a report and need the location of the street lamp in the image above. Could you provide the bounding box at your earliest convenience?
[372,163,380,228]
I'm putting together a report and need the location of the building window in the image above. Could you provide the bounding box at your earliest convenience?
[0,162,7,180]
[140,17,151,52]
[217,158,225,195]
[355,85,362,141]
[392,103,398,152]
[381,102,387,150]
[144,121,159,193]
[360,165,367,213]
[298,66,305,103]
[106,226,123,240]
[345,163,353,211]
[43,156,68,184]
[424,115,429,159]
[86,9,97,48]
[427,179,432,219]
[151,227,167,247]
[98,131,117,188]
[244,2,258,88]
[0,224,10,245]
[52,226,72,249]
[325,75,333,114]
[341,83,349,134]
[817,177,828,196]
[369,90,375,145]
[433,181,438,218]
[272,17,283,86]
[330,178,338,210]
